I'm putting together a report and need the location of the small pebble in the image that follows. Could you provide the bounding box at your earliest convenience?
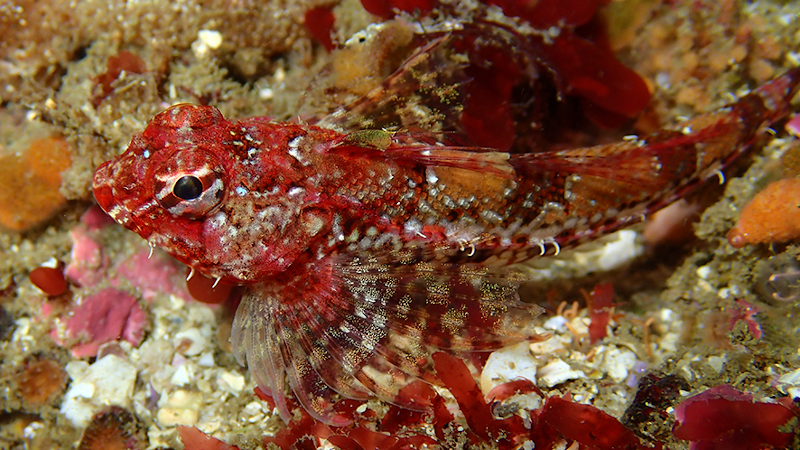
[157,390,202,426]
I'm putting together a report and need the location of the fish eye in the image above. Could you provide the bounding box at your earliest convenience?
[153,148,225,219]
[174,175,203,200]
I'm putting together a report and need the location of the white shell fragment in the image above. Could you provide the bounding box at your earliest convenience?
[480,341,538,394]
[60,354,137,428]
[537,359,586,387]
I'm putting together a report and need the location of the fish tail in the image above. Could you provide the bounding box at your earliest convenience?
[507,69,800,251]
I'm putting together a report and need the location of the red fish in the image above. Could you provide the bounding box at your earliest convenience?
[92,27,800,425]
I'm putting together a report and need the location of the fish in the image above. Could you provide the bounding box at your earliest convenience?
[92,24,800,425]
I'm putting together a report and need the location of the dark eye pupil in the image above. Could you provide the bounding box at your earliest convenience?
[174,175,203,200]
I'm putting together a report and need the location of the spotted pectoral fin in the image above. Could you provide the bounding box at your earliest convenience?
[231,284,369,426]
[230,255,544,425]
[230,291,294,423]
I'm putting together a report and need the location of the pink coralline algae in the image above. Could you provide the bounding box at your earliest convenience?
[53,206,206,358]
[80,204,117,231]
[672,385,799,450]
[64,226,109,288]
[113,248,192,303]
[53,287,146,358]
[66,206,193,302]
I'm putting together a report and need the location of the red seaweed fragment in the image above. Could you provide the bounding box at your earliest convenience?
[485,378,541,404]
[177,426,241,450]
[29,265,68,297]
[484,0,649,127]
[381,380,438,433]
[485,0,601,29]
[304,6,337,52]
[93,50,147,106]
[358,0,651,147]
[542,396,644,450]
[259,351,655,449]
[432,352,504,442]
[459,45,521,152]
[588,282,614,343]
[672,385,798,450]
[673,385,799,449]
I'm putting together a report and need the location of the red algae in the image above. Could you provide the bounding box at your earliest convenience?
[588,282,614,343]
[29,266,68,297]
[93,50,148,106]
[542,397,643,450]
[355,0,651,150]
[672,385,798,450]
[304,6,337,53]
[80,205,116,232]
[261,351,653,449]
[177,426,240,450]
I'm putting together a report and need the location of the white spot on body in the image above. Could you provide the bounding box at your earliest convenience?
[207,211,228,232]
[426,168,438,184]
[287,187,305,197]
[287,136,308,165]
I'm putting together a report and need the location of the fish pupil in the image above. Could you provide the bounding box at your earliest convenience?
[174,175,203,200]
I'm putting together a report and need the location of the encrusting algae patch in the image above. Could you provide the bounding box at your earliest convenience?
[2,1,800,449]
[0,136,72,232]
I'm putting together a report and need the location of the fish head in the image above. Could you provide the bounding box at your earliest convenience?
[93,104,316,283]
